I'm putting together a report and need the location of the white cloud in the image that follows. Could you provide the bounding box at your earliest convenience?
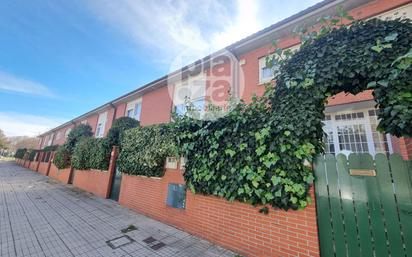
[0,71,56,98]
[88,0,324,67]
[88,0,261,65]
[0,112,67,137]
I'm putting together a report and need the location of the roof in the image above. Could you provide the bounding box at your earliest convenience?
[39,0,372,137]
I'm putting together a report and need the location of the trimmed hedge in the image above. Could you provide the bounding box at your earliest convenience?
[53,144,71,169]
[42,145,58,152]
[107,117,139,148]
[14,148,27,159]
[53,124,93,169]
[72,137,111,171]
[117,124,177,177]
[28,150,39,161]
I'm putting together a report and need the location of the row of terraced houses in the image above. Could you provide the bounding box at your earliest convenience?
[33,0,412,256]
[38,0,412,160]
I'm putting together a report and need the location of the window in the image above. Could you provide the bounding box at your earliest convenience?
[95,112,107,138]
[56,131,62,141]
[174,97,205,117]
[47,134,53,146]
[65,128,72,138]
[258,44,301,84]
[173,74,206,117]
[125,99,142,121]
[323,109,392,156]
[259,56,274,84]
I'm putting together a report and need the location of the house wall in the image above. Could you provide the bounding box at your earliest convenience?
[140,85,173,126]
[119,167,319,257]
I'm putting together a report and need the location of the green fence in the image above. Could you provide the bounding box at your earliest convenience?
[314,153,412,257]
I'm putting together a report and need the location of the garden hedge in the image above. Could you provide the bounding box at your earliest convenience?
[14,148,27,159]
[28,150,39,161]
[117,124,177,177]
[53,124,93,169]
[71,137,111,171]
[107,117,140,148]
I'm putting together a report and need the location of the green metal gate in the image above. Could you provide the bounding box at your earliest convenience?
[314,153,412,257]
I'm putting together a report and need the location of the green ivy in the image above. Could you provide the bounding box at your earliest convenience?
[117,124,177,177]
[174,18,412,211]
[72,137,111,170]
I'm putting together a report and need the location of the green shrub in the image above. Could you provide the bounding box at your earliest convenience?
[66,124,93,150]
[14,148,27,159]
[53,145,71,169]
[107,117,139,147]
[28,150,39,161]
[72,137,111,170]
[53,124,93,169]
[42,145,58,152]
[117,124,177,177]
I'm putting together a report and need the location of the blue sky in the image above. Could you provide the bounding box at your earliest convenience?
[0,0,321,137]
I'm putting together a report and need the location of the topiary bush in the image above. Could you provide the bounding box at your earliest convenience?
[66,124,93,150]
[72,137,111,170]
[28,150,39,161]
[42,145,58,152]
[107,117,140,148]
[117,124,177,177]
[14,148,27,159]
[53,124,93,169]
[53,144,71,169]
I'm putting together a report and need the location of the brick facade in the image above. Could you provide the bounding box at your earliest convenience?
[119,167,319,257]
[72,169,112,198]
[48,165,72,184]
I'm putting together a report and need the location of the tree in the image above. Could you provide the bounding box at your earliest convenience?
[0,129,9,150]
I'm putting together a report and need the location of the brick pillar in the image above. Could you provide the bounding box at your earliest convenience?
[46,152,54,176]
[105,146,119,198]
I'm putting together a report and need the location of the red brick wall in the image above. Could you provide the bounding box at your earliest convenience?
[140,85,173,126]
[48,164,71,184]
[405,138,412,160]
[119,168,319,257]
[23,160,30,169]
[29,161,39,171]
[72,169,112,198]
[38,162,50,175]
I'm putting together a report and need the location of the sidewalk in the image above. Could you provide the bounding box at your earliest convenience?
[0,161,237,257]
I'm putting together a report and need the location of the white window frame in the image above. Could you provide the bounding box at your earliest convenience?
[47,134,54,146]
[95,112,107,138]
[258,44,301,85]
[323,108,393,156]
[125,98,142,121]
[259,56,274,84]
[65,128,72,138]
[173,73,207,117]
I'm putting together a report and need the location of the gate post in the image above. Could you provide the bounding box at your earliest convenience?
[105,146,119,199]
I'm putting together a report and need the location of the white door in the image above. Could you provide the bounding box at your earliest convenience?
[323,109,392,156]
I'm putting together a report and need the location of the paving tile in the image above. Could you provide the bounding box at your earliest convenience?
[0,161,237,257]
